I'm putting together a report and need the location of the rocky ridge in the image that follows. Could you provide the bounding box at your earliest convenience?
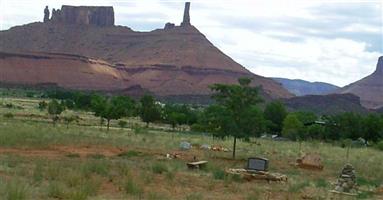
[0,3,292,102]
[337,56,383,109]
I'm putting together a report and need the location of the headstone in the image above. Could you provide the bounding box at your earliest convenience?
[351,138,367,148]
[200,144,210,150]
[179,141,191,150]
[247,157,269,171]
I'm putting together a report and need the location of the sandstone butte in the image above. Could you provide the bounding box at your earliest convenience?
[0,3,293,102]
[337,56,383,109]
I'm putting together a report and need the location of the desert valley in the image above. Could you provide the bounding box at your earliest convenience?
[0,1,382,200]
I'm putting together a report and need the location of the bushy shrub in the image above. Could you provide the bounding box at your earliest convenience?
[3,113,14,119]
[38,101,47,111]
[5,103,14,108]
[376,141,383,151]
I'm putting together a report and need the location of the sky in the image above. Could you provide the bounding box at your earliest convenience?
[0,0,382,87]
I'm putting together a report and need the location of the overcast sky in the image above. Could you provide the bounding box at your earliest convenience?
[1,0,382,86]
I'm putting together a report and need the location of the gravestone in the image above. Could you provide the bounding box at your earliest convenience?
[247,157,269,171]
[179,141,191,150]
[200,144,210,150]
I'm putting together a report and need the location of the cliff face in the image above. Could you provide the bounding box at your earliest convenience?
[50,5,114,26]
[0,3,293,102]
[284,93,368,115]
[337,56,383,109]
[0,52,138,92]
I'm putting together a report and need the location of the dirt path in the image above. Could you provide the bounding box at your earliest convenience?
[0,145,202,161]
[0,145,126,159]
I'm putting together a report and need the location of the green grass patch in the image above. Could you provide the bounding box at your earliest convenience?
[288,180,310,193]
[117,150,143,158]
[5,180,28,200]
[47,181,66,199]
[123,178,143,197]
[65,153,80,158]
[87,153,106,159]
[314,178,328,188]
[151,162,168,174]
[212,168,226,180]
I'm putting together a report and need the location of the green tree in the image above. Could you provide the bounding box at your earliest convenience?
[162,104,194,130]
[282,114,304,140]
[208,77,263,159]
[294,111,318,125]
[139,95,161,127]
[47,99,65,125]
[91,95,135,131]
[336,113,363,140]
[306,124,326,140]
[362,114,383,143]
[264,101,287,135]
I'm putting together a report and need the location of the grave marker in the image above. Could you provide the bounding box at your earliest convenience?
[247,157,269,171]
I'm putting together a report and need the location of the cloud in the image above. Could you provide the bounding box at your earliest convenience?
[0,0,382,87]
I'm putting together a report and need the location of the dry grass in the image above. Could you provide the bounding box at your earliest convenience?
[0,97,382,199]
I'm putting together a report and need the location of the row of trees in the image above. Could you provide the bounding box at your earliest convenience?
[192,78,383,158]
[41,93,199,131]
[41,80,383,159]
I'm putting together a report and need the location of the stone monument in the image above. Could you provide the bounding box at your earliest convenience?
[333,164,357,193]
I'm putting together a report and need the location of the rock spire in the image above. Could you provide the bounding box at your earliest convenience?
[375,56,383,74]
[181,2,191,26]
[43,6,50,22]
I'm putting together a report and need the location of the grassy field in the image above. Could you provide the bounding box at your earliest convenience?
[0,97,382,200]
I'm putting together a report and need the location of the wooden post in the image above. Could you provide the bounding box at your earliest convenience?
[346,144,350,162]
[232,136,237,159]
